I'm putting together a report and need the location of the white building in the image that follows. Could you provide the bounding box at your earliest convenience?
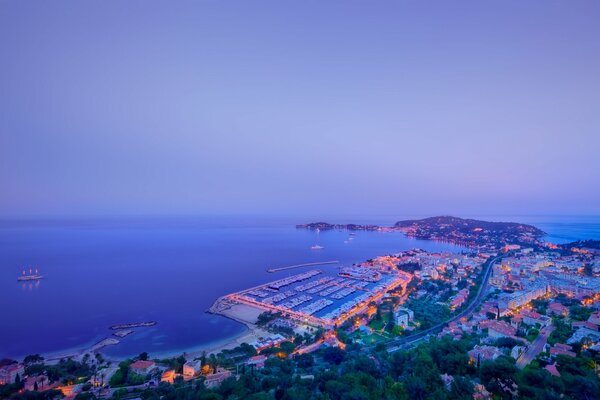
[183,360,202,378]
[395,307,414,328]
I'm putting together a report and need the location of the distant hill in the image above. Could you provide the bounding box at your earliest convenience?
[295,222,380,231]
[394,216,544,236]
[298,216,546,249]
[392,216,545,248]
[560,239,600,250]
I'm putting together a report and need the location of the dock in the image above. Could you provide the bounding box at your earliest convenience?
[267,261,339,273]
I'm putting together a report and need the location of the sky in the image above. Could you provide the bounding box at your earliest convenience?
[1,1,599,219]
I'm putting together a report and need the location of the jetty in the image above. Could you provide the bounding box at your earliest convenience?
[110,321,156,330]
[267,260,339,273]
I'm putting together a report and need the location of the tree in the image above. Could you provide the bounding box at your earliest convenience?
[322,347,346,365]
[23,354,44,366]
[139,352,149,361]
[295,353,314,369]
[450,376,474,399]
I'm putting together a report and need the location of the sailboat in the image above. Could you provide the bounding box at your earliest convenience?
[17,267,44,281]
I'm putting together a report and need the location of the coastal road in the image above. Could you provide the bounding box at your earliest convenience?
[384,253,503,352]
[516,325,554,368]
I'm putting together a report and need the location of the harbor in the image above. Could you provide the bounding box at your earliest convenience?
[211,264,412,329]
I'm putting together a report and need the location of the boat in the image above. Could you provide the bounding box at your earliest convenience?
[311,245,324,250]
[17,268,43,281]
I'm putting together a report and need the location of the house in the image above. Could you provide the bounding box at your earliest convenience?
[0,363,24,385]
[450,289,469,310]
[395,308,413,328]
[161,369,176,384]
[567,327,600,345]
[548,302,569,317]
[511,345,526,359]
[485,321,517,339]
[251,334,286,351]
[572,321,599,331]
[204,368,232,389]
[588,311,600,326]
[130,360,156,375]
[468,345,504,364]
[510,315,522,328]
[550,343,576,358]
[183,360,202,378]
[246,355,267,369]
[521,310,551,327]
[545,364,561,377]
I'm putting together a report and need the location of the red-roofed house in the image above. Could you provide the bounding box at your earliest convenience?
[468,345,504,364]
[246,355,267,369]
[130,360,156,375]
[548,303,569,317]
[486,321,517,339]
[545,364,561,377]
[550,343,576,358]
[521,310,551,327]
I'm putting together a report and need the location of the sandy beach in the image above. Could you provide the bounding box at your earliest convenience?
[36,303,269,364]
[164,303,271,359]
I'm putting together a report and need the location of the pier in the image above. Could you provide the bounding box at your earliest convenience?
[267,260,339,273]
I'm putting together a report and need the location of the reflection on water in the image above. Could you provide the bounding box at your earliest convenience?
[21,280,41,291]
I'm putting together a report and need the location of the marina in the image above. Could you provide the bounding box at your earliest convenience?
[211,264,412,328]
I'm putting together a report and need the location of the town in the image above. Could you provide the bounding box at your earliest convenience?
[2,219,600,400]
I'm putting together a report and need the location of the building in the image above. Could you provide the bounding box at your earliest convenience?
[497,284,548,314]
[130,360,156,375]
[486,321,517,339]
[161,369,176,384]
[0,363,24,385]
[394,307,414,328]
[468,345,503,364]
[251,334,286,351]
[567,327,600,345]
[588,311,600,326]
[183,360,202,378]
[550,343,576,358]
[204,368,232,389]
[246,355,267,369]
[521,310,551,327]
[548,302,569,317]
[450,289,469,310]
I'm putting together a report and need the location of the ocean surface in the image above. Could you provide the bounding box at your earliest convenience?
[1,215,598,359]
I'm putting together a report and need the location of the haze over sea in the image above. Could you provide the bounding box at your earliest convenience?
[1,215,598,359]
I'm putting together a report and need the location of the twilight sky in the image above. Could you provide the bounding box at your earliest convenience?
[1,1,599,218]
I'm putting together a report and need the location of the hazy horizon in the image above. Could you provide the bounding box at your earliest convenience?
[2,1,599,217]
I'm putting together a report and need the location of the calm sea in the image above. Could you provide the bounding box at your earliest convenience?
[0,215,598,359]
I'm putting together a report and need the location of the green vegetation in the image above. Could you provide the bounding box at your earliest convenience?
[569,305,592,321]
[548,318,573,345]
[405,297,451,331]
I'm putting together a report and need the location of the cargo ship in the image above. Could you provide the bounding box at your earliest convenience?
[18,268,44,281]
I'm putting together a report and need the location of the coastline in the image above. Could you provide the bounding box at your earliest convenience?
[35,304,270,364]
[157,305,271,359]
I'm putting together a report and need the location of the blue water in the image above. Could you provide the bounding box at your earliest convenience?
[1,216,598,359]
[0,217,464,359]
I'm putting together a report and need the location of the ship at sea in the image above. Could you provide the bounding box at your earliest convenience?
[17,268,43,281]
